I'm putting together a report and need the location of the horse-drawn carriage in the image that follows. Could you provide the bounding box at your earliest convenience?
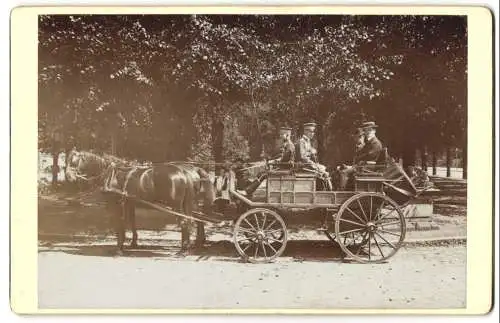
[213,159,420,264]
[65,149,424,264]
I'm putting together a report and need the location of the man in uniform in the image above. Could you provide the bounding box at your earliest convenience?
[269,126,295,168]
[296,122,332,190]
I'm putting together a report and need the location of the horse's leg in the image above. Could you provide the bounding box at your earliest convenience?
[176,196,191,253]
[179,217,192,253]
[128,200,138,248]
[112,198,126,254]
[195,222,206,247]
[195,196,207,247]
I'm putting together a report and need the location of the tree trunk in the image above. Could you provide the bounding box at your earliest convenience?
[316,124,325,164]
[446,146,451,177]
[211,112,224,167]
[462,141,467,179]
[63,148,72,182]
[432,151,437,175]
[51,150,60,185]
[421,146,428,172]
[401,146,416,172]
[110,132,117,155]
[249,124,263,160]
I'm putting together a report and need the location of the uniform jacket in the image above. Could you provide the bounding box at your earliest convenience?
[279,138,295,163]
[296,135,316,165]
[354,136,383,164]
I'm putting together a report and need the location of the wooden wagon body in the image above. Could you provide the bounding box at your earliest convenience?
[223,162,422,264]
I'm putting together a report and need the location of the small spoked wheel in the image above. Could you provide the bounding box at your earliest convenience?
[233,208,288,263]
[335,192,406,263]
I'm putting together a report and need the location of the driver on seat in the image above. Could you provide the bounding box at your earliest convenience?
[269,126,295,169]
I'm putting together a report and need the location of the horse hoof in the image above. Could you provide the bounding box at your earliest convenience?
[115,249,124,257]
[130,242,139,249]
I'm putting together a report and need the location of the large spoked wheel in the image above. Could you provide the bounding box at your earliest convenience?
[233,208,288,263]
[335,192,406,263]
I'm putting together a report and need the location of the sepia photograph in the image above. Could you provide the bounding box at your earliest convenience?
[8,6,494,314]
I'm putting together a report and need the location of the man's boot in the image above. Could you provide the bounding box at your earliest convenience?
[245,174,266,195]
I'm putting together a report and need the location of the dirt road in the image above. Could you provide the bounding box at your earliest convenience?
[38,241,466,310]
[37,192,467,310]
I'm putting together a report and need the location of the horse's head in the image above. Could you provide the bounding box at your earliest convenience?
[64,149,110,183]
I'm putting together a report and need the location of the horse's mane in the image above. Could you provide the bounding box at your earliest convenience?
[71,150,130,168]
[101,153,130,166]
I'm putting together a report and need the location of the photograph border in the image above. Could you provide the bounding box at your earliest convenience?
[10,5,494,314]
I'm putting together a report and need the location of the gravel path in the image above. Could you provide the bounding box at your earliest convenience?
[38,244,466,310]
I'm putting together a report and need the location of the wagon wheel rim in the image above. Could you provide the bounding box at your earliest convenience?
[335,193,406,263]
[233,208,288,264]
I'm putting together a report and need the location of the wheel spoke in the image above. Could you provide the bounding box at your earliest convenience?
[357,199,369,222]
[242,242,254,253]
[268,237,284,244]
[264,219,277,231]
[375,231,398,250]
[369,196,373,221]
[378,228,402,237]
[254,242,259,258]
[261,242,268,259]
[373,234,385,258]
[265,228,284,235]
[378,220,402,227]
[254,213,261,230]
[375,207,397,223]
[265,241,278,254]
[338,227,366,236]
[244,218,257,230]
[261,212,267,229]
[368,233,372,260]
[374,200,386,219]
[238,227,256,235]
[339,218,365,227]
[345,206,367,224]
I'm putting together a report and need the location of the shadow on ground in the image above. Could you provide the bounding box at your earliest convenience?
[39,237,347,263]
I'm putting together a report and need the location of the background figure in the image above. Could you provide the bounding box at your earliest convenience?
[354,127,365,153]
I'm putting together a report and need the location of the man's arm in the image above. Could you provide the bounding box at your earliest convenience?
[288,142,296,163]
[299,139,314,165]
[356,139,383,162]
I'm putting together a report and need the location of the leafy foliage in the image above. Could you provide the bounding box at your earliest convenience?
[38,14,467,170]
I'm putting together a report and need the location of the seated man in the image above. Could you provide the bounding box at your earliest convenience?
[336,121,387,190]
[353,121,384,165]
[268,126,295,169]
[296,122,332,190]
[242,125,296,196]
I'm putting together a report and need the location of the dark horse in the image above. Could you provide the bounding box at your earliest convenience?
[65,149,215,254]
